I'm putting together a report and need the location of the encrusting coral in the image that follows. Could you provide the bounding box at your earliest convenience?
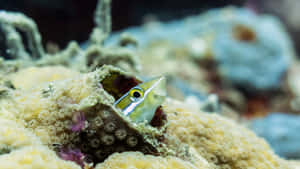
[0,0,297,169]
[8,66,80,90]
[94,152,209,169]
[0,65,192,166]
[0,146,81,169]
[164,99,293,169]
[0,118,41,155]
[0,65,295,169]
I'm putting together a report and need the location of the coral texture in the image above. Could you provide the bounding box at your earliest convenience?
[210,7,293,90]
[0,146,81,169]
[0,66,295,169]
[0,0,139,74]
[8,66,80,90]
[0,119,41,154]
[108,7,294,91]
[164,99,292,169]
[1,65,190,165]
[95,152,209,169]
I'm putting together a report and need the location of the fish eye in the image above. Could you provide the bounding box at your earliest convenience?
[133,91,141,98]
[129,88,143,101]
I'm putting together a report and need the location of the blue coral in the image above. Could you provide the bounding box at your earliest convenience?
[211,8,293,90]
[107,7,294,91]
[251,113,300,159]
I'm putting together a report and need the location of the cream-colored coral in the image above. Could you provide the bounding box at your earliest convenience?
[8,73,103,144]
[163,99,292,169]
[95,152,207,169]
[9,66,80,90]
[0,118,41,152]
[0,66,295,169]
[0,146,80,169]
[288,160,300,169]
[1,66,120,146]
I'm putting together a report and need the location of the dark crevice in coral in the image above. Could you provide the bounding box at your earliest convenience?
[0,147,12,155]
[0,24,11,59]
[101,73,141,100]
[113,75,140,97]
[15,27,33,57]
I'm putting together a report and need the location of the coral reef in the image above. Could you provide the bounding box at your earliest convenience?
[0,65,296,168]
[8,66,80,90]
[0,65,191,165]
[94,152,209,169]
[0,146,81,169]
[0,118,41,154]
[0,0,139,74]
[251,113,300,159]
[0,0,298,169]
[289,160,300,169]
[137,41,213,100]
[164,99,292,169]
[0,11,44,60]
[209,7,293,91]
[108,7,294,91]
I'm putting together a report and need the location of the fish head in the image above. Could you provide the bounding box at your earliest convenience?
[114,76,166,123]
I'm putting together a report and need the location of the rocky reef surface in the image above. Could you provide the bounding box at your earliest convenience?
[0,66,294,169]
[0,0,298,169]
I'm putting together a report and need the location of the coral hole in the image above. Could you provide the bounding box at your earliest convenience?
[101,73,141,100]
[233,24,256,42]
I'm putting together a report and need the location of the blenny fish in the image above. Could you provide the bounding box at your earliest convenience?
[114,76,166,123]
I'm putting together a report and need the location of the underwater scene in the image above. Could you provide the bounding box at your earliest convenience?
[0,0,300,168]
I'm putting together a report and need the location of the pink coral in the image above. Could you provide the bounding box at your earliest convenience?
[71,112,87,132]
[58,148,87,168]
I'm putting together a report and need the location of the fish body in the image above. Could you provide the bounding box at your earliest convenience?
[114,76,166,123]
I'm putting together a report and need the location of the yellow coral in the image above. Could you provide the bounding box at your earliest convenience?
[9,66,80,90]
[0,66,295,169]
[163,99,292,169]
[1,66,113,145]
[0,118,41,151]
[95,152,207,169]
[8,74,97,144]
[0,146,80,169]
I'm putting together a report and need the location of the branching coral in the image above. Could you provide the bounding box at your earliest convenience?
[0,11,44,60]
[0,0,139,75]
[91,0,112,45]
